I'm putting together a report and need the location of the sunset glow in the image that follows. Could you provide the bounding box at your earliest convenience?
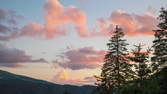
[0,0,166,86]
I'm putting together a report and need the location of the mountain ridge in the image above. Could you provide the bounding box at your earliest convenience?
[0,70,96,94]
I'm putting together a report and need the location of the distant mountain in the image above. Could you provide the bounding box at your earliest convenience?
[0,70,96,94]
[1,66,166,94]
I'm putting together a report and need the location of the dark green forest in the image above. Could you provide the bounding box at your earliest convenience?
[93,7,167,94]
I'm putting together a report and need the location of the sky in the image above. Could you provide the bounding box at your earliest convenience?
[0,0,166,85]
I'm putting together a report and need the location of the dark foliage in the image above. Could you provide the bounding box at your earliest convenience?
[128,44,151,87]
[94,26,133,94]
[151,7,167,72]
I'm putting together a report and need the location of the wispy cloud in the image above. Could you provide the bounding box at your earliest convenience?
[0,8,22,24]
[0,8,22,41]
[0,44,47,67]
[55,47,106,70]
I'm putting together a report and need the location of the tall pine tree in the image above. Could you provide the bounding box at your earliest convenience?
[94,26,133,94]
[151,7,167,73]
[128,44,151,88]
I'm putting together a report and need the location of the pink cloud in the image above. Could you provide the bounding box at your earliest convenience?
[89,18,114,37]
[79,10,158,38]
[19,23,44,38]
[56,47,106,70]
[106,10,157,37]
[75,10,158,38]
[0,44,47,67]
[0,4,158,40]
[2,0,87,40]
[44,0,87,38]
[110,10,137,34]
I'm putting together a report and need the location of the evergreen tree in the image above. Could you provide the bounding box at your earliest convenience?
[151,7,167,73]
[128,44,151,87]
[94,26,133,94]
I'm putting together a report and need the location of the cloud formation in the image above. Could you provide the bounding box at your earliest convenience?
[63,10,157,38]
[56,47,106,70]
[0,8,21,24]
[0,44,47,67]
[0,8,22,41]
[0,24,10,34]
[0,1,158,41]
[44,0,87,38]
[93,10,158,37]
[0,0,87,40]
